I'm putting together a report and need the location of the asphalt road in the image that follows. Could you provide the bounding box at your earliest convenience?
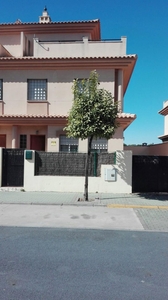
[0,227,168,300]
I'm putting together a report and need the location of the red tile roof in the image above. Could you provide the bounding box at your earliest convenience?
[0,55,137,61]
[0,19,100,26]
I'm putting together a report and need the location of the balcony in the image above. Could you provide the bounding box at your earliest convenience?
[33,36,127,58]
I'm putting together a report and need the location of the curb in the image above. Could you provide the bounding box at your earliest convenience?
[107,204,168,209]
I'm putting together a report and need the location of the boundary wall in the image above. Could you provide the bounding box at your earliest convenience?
[24,150,132,193]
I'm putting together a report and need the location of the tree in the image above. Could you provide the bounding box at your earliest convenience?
[65,70,118,201]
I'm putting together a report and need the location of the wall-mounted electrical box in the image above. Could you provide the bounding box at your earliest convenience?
[25,150,33,160]
[104,168,116,181]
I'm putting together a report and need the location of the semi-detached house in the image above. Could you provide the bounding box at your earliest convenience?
[0,7,137,153]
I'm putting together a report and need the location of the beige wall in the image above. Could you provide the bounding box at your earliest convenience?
[125,142,168,156]
[0,34,21,56]
[1,69,115,116]
[0,126,13,148]
[108,127,123,152]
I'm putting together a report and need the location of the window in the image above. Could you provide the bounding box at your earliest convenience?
[20,135,27,149]
[28,79,47,101]
[75,78,88,94]
[60,135,78,152]
[0,79,3,100]
[91,138,108,153]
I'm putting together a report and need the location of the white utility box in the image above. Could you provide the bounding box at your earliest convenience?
[104,168,116,181]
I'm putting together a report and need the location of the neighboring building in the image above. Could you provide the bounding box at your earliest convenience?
[158,100,168,142]
[0,7,137,152]
[124,100,168,156]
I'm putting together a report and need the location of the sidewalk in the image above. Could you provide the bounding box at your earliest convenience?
[0,189,168,207]
[0,190,168,231]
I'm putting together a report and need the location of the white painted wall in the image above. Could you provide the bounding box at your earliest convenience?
[24,150,132,193]
[33,37,126,58]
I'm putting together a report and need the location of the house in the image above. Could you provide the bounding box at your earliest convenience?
[0,7,137,153]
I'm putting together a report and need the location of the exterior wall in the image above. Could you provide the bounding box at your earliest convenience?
[24,150,132,193]
[108,127,123,152]
[33,37,126,58]
[125,146,149,155]
[0,147,2,186]
[148,143,168,155]
[1,69,115,116]
[0,126,13,148]
[125,142,168,156]
[0,126,47,149]
[0,34,21,56]
[47,126,59,152]
[164,114,168,135]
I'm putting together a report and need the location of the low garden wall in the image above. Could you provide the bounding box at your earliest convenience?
[24,150,132,193]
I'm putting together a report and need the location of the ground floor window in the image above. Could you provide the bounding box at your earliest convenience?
[91,138,108,153]
[60,135,78,152]
[20,135,27,149]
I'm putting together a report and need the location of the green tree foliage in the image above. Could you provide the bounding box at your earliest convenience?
[65,70,118,200]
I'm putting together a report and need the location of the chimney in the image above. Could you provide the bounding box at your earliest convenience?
[39,6,51,23]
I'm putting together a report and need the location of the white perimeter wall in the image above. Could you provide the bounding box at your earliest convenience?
[24,150,132,193]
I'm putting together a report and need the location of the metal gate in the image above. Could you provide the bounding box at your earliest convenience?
[132,155,168,193]
[2,149,24,187]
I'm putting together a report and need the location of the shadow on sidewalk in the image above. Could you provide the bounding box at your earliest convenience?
[98,193,168,202]
[135,193,168,201]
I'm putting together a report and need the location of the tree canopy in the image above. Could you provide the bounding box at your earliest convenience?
[65,70,118,140]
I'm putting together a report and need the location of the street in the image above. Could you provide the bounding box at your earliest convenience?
[0,196,168,299]
[0,227,168,300]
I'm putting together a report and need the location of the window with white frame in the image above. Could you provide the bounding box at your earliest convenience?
[28,79,47,101]
[91,138,108,153]
[60,135,78,152]
[0,79,3,100]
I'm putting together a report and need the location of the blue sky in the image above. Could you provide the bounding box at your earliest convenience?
[1,0,168,145]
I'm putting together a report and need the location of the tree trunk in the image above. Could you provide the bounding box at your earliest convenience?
[84,136,93,201]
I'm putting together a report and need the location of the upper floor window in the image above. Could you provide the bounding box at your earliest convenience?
[28,79,47,101]
[59,135,78,153]
[74,78,88,94]
[0,79,3,100]
[91,138,108,153]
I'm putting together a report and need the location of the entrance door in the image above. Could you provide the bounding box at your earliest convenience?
[30,135,45,151]
[0,135,6,147]
[2,149,24,187]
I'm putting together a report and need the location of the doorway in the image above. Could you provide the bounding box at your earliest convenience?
[30,135,45,151]
[0,135,6,147]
